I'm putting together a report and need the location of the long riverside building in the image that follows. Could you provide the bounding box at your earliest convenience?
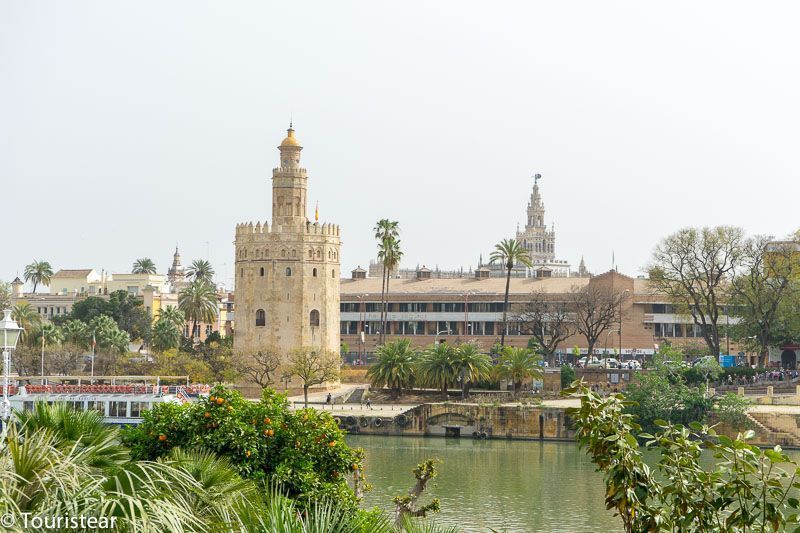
[339,268,742,361]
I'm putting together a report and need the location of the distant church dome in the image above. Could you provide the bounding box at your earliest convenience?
[279,125,301,148]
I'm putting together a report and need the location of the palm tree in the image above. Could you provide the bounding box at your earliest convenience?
[381,236,403,345]
[132,257,157,274]
[23,260,53,293]
[61,319,90,348]
[158,305,186,330]
[374,219,400,344]
[367,339,418,398]
[178,279,218,342]
[498,346,543,396]
[32,322,64,349]
[489,239,533,347]
[11,302,41,344]
[186,259,215,285]
[452,342,492,398]
[417,342,456,398]
[151,318,182,353]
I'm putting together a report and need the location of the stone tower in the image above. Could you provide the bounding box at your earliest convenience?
[516,174,556,264]
[234,125,341,360]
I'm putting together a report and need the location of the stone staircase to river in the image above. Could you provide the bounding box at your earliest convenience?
[747,412,800,448]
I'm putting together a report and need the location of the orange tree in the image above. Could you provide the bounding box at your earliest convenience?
[121,385,364,509]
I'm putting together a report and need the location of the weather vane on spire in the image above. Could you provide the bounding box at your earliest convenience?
[534,173,542,186]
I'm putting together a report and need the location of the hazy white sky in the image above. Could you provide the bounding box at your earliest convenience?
[2,1,799,289]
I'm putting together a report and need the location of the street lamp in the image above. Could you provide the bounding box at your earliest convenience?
[0,310,23,421]
[604,329,620,368]
[435,329,450,344]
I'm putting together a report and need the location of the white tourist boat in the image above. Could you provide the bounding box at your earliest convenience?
[5,375,210,425]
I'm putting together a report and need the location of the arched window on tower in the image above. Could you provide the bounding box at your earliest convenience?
[255,309,266,327]
[286,267,292,277]
[332,269,335,278]
[310,309,320,327]
[260,267,265,277]
[312,268,318,277]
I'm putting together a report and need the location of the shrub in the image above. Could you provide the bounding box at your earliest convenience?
[560,365,575,389]
[121,385,364,509]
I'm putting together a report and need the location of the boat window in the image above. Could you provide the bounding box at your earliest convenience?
[109,401,127,417]
[130,401,149,418]
[87,401,105,415]
[23,401,33,411]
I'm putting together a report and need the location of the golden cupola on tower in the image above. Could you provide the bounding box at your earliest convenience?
[279,124,301,148]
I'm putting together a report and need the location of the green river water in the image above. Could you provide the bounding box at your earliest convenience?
[348,434,800,533]
[348,435,621,532]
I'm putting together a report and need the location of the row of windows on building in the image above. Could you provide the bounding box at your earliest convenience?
[37,306,69,316]
[242,267,336,278]
[340,302,512,313]
[183,325,215,337]
[238,247,338,261]
[255,309,320,327]
[340,320,529,336]
[654,323,709,338]
[21,400,150,418]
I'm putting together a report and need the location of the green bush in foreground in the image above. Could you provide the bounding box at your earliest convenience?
[565,381,800,532]
[122,385,364,509]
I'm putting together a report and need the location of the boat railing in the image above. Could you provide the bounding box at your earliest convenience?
[19,384,212,396]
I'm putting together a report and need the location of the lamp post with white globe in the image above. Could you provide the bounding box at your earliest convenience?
[0,309,23,421]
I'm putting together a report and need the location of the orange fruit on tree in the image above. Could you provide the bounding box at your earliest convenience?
[264,417,271,424]
[209,395,216,402]
[216,397,225,405]
[245,450,251,457]
[328,441,336,447]
[204,412,211,418]
[158,434,167,442]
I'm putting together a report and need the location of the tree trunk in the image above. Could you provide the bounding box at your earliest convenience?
[384,271,392,344]
[514,380,522,397]
[303,384,309,408]
[442,383,448,399]
[32,281,38,293]
[191,320,198,343]
[501,266,512,347]
[587,341,595,364]
[380,264,386,344]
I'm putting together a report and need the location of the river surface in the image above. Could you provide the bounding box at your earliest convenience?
[348,435,623,532]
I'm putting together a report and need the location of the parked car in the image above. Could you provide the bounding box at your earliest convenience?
[578,356,600,368]
[625,360,642,370]
[601,358,621,369]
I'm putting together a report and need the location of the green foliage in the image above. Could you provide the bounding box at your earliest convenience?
[0,280,10,309]
[417,343,457,397]
[121,385,364,510]
[565,382,800,532]
[132,257,157,274]
[68,290,151,341]
[88,314,130,354]
[23,259,53,292]
[560,364,575,389]
[624,370,712,434]
[150,317,183,353]
[393,459,442,528]
[368,339,419,397]
[179,279,218,339]
[714,393,752,430]
[451,342,492,396]
[497,346,542,396]
[186,259,215,284]
[490,238,533,346]
[11,302,42,345]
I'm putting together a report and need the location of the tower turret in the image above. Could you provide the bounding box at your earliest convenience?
[272,124,308,227]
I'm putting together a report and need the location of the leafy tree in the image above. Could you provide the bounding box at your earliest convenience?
[560,364,575,389]
[121,386,364,510]
[514,290,575,361]
[150,318,182,353]
[153,348,214,382]
[417,342,456,398]
[0,280,10,310]
[88,315,130,355]
[107,290,151,341]
[375,219,400,345]
[132,257,157,274]
[624,369,712,434]
[178,279,218,342]
[368,339,418,398]
[10,302,42,345]
[489,238,532,347]
[714,392,752,431]
[497,346,542,396]
[186,259,215,285]
[451,342,492,398]
[569,283,626,360]
[565,382,800,532]
[648,226,745,356]
[232,347,281,387]
[288,347,341,408]
[23,259,53,293]
[730,235,800,366]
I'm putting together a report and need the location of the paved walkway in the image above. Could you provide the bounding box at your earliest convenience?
[748,404,800,414]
